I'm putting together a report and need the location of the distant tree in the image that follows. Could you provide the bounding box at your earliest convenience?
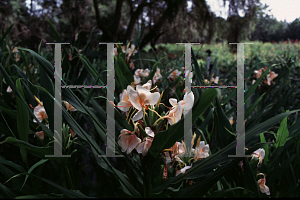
[286,18,300,40]
[251,14,288,42]
[222,0,268,52]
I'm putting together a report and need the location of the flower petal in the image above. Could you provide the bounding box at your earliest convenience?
[132,110,144,122]
[128,87,143,111]
[145,127,155,137]
[169,98,178,107]
[117,101,132,112]
[142,80,152,90]
[127,134,141,154]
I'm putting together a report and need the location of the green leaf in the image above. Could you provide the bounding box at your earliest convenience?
[191,48,204,85]
[0,156,26,173]
[47,20,62,42]
[245,93,265,119]
[7,173,89,198]
[0,137,53,158]
[39,59,54,132]
[15,193,64,199]
[0,183,16,199]
[207,187,244,198]
[214,97,234,148]
[16,79,29,166]
[275,115,289,148]
[115,57,133,90]
[243,158,261,197]
[18,48,53,78]
[21,159,49,191]
[246,109,300,147]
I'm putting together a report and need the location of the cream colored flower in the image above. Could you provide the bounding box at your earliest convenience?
[257,174,270,195]
[142,80,152,90]
[142,68,150,77]
[35,131,44,140]
[133,75,141,85]
[254,69,263,79]
[178,91,194,115]
[63,101,77,112]
[165,98,183,125]
[129,61,135,69]
[267,71,278,85]
[118,129,141,154]
[126,44,137,62]
[145,127,155,137]
[12,47,19,53]
[136,137,153,156]
[134,68,150,78]
[33,103,47,123]
[164,91,194,125]
[117,86,134,112]
[252,148,265,166]
[128,85,160,121]
[153,68,162,84]
[6,86,12,93]
[193,141,210,160]
[229,116,234,125]
[209,76,219,85]
[176,165,192,176]
[168,69,182,81]
[113,47,118,56]
[135,69,144,77]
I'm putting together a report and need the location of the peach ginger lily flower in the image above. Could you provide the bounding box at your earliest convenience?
[257,173,270,195]
[133,75,141,85]
[153,67,162,84]
[251,148,265,166]
[135,127,154,156]
[135,68,150,77]
[193,139,210,160]
[154,91,194,126]
[117,85,134,112]
[128,85,160,122]
[118,125,141,154]
[6,86,12,93]
[63,101,77,112]
[176,165,192,176]
[168,69,182,81]
[267,71,278,85]
[179,91,194,115]
[35,131,44,140]
[33,103,48,123]
[165,98,183,125]
[115,81,154,114]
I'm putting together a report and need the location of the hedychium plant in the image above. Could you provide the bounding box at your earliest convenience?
[0,23,300,198]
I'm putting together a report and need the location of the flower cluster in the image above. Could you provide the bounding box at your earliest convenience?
[257,173,270,195]
[114,43,137,66]
[31,96,77,140]
[133,68,150,85]
[252,67,278,86]
[12,47,20,62]
[239,148,270,195]
[115,81,195,158]
[163,133,210,178]
[204,76,219,85]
